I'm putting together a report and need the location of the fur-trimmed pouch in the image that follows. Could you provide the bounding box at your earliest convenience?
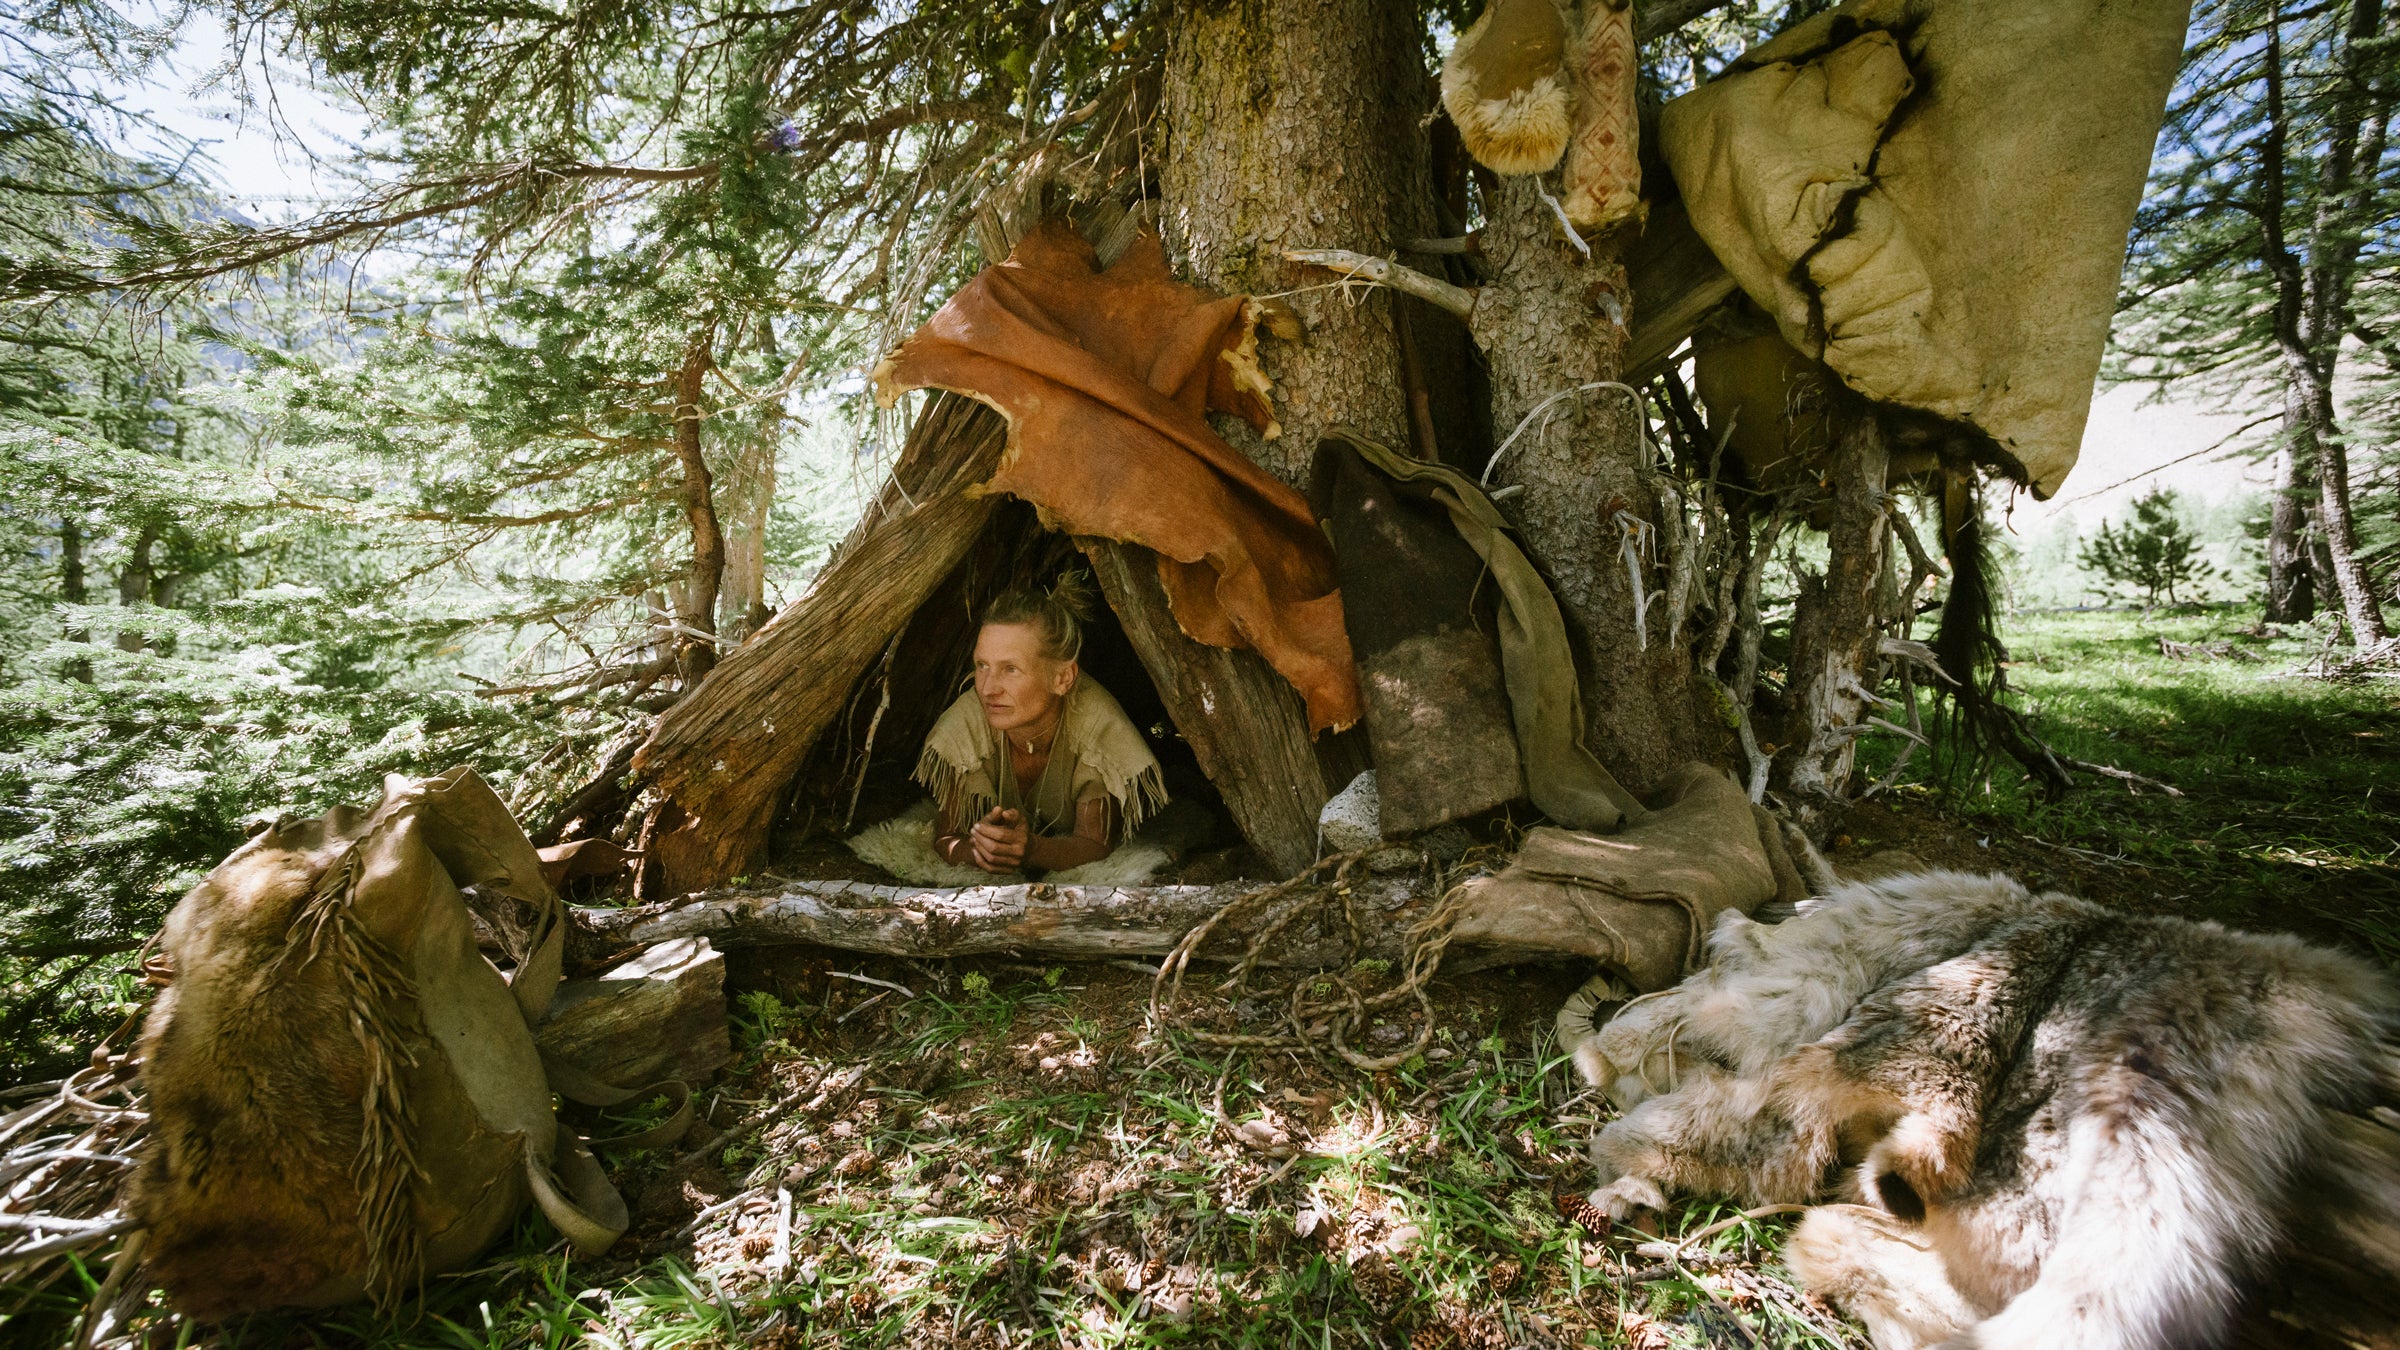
[129,768,688,1319]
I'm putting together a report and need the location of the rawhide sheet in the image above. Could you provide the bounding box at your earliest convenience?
[874,221,1361,733]
[1657,0,2191,497]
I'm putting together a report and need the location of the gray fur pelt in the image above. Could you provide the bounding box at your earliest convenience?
[1574,869,2400,1350]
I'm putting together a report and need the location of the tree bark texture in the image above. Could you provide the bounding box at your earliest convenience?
[1160,0,1438,485]
[1774,409,1892,811]
[2290,366,2390,642]
[1470,177,1708,794]
[634,394,1009,893]
[536,937,732,1088]
[715,417,777,644]
[672,340,727,682]
[2264,443,2317,623]
[1083,537,1331,874]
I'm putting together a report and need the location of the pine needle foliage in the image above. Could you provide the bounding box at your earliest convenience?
[2078,487,2221,606]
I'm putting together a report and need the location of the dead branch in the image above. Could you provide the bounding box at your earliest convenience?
[569,872,1435,965]
[1878,635,1960,686]
[1888,502,1948,592]
[2060,757,2185,797]
[467,654,675,700]
[1635,0,1749,42]
[1281,248,1477,321]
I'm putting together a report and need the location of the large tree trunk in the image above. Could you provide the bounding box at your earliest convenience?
[2264,442,2317,623]
[1160,0,1437,483]
[1470,178,1710,793]
[1155,0,1441,843]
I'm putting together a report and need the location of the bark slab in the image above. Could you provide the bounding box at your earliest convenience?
[1083,537,1332,874]
[633,394,1009,892]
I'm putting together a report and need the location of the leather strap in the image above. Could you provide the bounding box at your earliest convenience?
[538,1052,696,1152]
[522,1123,631,1255]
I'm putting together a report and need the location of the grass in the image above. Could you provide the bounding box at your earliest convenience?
[12,605,2394,1348]
[16,959,1867,1348]
[1849,604,2400,963]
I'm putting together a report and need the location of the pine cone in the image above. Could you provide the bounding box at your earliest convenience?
[1452,1312,1511,1350]
[847,1283,881,1319]
[1488,1255,1523,1294]
[1617,1308,1675,1350]
[1553,1188,1613,1237]
[1420,1306,1510,1350]
[1350,1251,1410,1320]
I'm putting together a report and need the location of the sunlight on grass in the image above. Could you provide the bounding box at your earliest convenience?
[27,606,2389,1348]
[106,964,1869,1349]
[1859,604,2400,958]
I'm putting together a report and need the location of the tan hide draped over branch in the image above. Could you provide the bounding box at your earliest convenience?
[1440,0,1574,175]
[873,221,1362,734]
[1657,0,2192,497]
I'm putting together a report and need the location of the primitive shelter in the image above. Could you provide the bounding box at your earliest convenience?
[631,212,1388,892]
[628,0,2190,897]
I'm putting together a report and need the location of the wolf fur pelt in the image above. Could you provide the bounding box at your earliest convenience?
[1571,869,2400,1350]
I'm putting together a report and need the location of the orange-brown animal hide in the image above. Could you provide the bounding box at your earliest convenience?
[874,221,1362,735]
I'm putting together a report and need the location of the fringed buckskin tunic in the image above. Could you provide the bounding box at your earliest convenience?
[914,679,1166,842]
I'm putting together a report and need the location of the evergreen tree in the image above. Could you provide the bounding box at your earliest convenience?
[2113,0,2396,641]
[2078,487,2220,606]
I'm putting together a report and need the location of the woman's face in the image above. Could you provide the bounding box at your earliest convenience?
[973,622,1077,735]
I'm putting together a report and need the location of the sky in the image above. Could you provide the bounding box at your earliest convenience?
[105,14,373,224]
[2025,384,2267,525]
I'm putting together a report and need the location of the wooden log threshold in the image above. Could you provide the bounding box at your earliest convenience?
[571,874,1470,968]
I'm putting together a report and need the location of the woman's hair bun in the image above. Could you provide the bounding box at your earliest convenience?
[983,569,1099,662]
[1045,569,1100,623]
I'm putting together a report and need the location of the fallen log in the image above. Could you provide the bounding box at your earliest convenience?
[571,874,1446,966]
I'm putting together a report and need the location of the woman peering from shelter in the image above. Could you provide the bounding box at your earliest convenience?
[918,574,1166,874]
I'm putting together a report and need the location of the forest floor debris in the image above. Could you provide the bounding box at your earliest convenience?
[1,606,2394,1346]
[10,954,1871,1348]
